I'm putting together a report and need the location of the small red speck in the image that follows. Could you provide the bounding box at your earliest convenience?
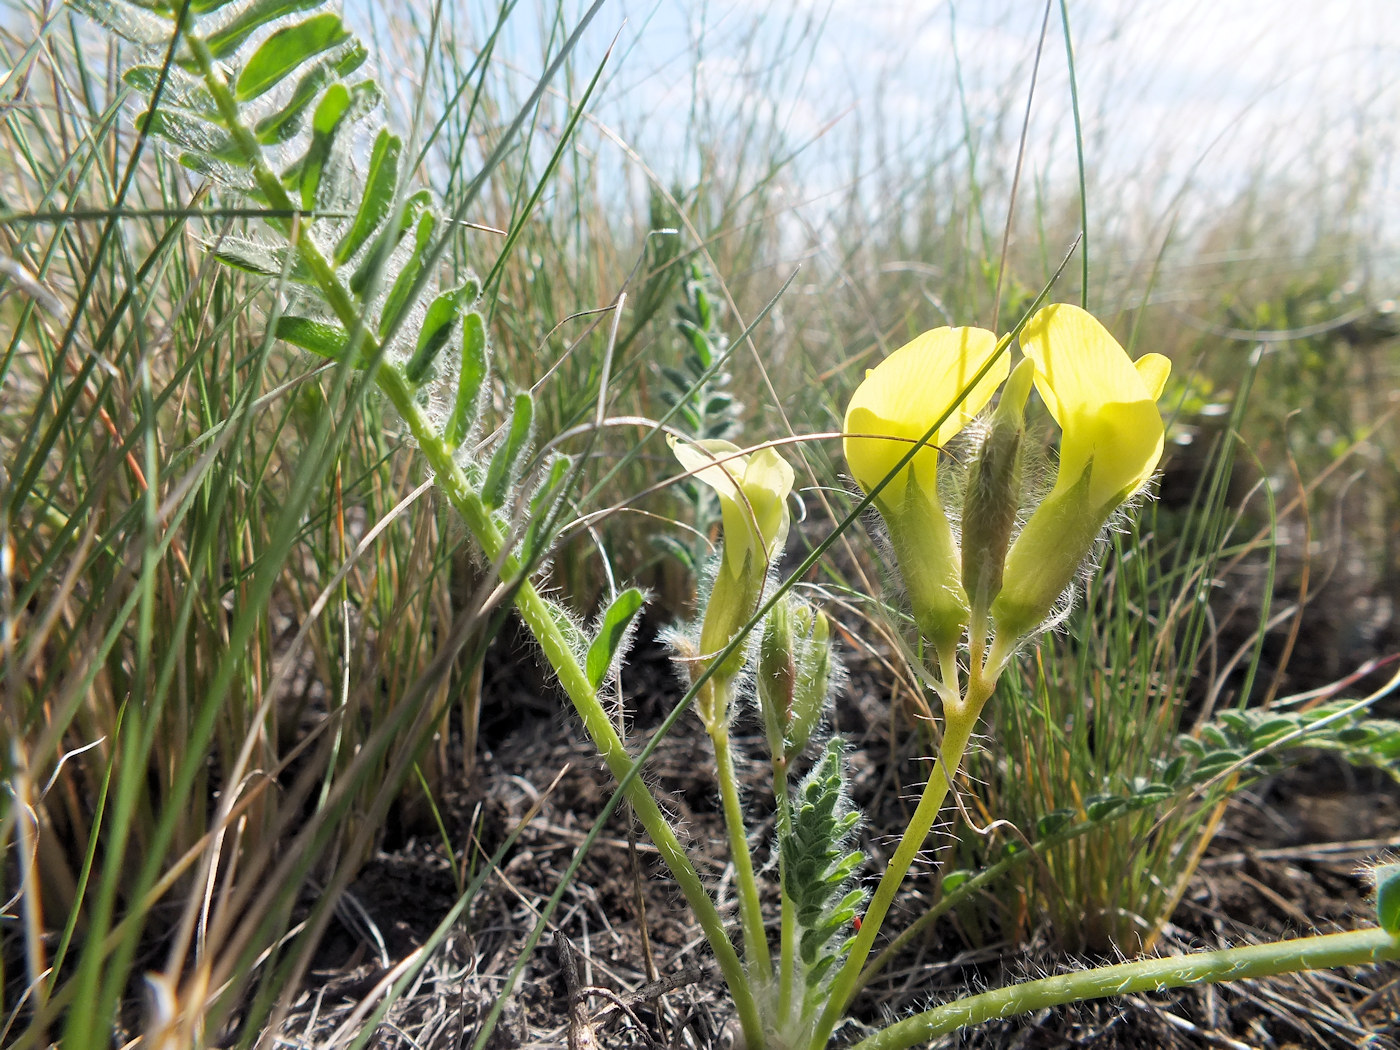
[852,916,862,932]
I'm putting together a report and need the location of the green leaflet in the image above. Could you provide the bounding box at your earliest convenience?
[123,66,219,117]
[138,107,240,164]
[781,738,867,987]
[446,312,488,449]
[521,455,574,566]
[236,13,350,102]
[586,589,645,690]
[205,0,322,59]
[405,282,476,385]
[213,239,312,282]
[353,189,432,301]
[297,80,379,212]
[374,207,437,330]
[297,82,350,210]
[941,869,973,893]
[255,44,368,144]
[274,315,354,363]
[1376,864,1400,933]
[482,393,534,511]
[335,129,401,264]
[67,0,172,46]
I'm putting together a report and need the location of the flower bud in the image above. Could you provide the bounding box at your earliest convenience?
[785,604,832,761]
[758,598,799,758]
[961,358,1032,617]
[989,465,1100,640]
[758,599,835,762]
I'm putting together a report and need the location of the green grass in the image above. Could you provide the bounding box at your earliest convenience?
[3,0,1399,1045]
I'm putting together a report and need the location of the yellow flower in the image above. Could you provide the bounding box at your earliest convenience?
[672,437,795,701]
[1021,303,1171,513]
[843,327,1007,652]
[992,304,1171,639]
[843,327,1007,503]
[670,437,794,583]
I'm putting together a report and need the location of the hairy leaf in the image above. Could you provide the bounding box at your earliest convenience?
[405,283,474,385]
[254,43,367,144]
[138,107,240,164]
[586,589,645,690]
[521,454,575,565]
[123,65,218,116]
[237,13,350,101]
[335,129,401,264]
[213,238,310,282]
[482,393,534,511]
[275,315,353,363]
[375,206,437,328]
[782,739,867,986]
[446,311,489,448]
[297,80,379,212]
[1376,864,1400,933]
[68,0,172,46]
[206,0,322,59]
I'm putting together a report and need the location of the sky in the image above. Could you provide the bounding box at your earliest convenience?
[364,0,1400,280]
[593,2,1397,193]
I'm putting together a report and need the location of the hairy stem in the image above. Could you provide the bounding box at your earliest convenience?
[773,757,797,1025]
[710,710,773,983]
[850,927,1400,1050]
[181,24,763,1045]
[377,370,766,1047]
[808,676,993,1050]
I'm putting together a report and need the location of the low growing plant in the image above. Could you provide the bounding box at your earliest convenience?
[11,2,1399,1048]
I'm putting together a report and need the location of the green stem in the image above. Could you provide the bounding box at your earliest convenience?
[710,710,773,983]
[376,371,764,1046]
[808,683,991,1050]
[850,927,1400,1050]
[183,24,767,1044]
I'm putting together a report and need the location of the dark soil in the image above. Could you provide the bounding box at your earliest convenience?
[279,625,1400,1050]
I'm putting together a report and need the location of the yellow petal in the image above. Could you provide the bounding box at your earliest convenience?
[842,326,1005,497]
[670,436,794,580]
[1135,352,1172,400]
[1021,304,1170,509]
[741,445,796,558]
[670,436,744,502]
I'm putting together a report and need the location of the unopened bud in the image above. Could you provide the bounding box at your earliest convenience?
[962,358,1031,616]
[758,598,798,758]
[758,599,836,762]
[785,604,832,761]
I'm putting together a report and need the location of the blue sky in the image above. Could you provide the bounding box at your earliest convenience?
[354,0,1400,279]
[589,2,1396,197]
